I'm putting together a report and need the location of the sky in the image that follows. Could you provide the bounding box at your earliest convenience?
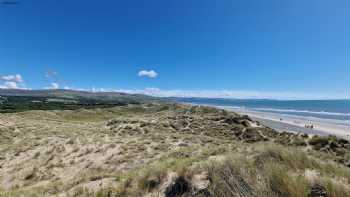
[1,0,350,99]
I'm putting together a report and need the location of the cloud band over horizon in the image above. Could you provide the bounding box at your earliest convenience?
[113,88,350,100]
[1,73,349,100]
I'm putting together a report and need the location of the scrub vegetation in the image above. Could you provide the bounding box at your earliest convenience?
[0,91,349,196]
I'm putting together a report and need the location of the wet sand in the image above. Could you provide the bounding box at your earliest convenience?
[252,117,330,136]
[219,106,350,140]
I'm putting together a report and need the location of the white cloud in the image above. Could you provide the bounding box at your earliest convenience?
[0,82,18,89]
[138,70,158,78]
[1,74,23,83]
[0,74,27,89]
[45,82,59,89]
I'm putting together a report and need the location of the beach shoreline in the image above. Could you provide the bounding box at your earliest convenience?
[223,107,350,140]
[181,102,350,140]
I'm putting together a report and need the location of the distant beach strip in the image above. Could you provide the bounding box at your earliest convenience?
[177,98,350,140]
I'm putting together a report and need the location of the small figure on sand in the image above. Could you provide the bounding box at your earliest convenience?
[305,121,314,129]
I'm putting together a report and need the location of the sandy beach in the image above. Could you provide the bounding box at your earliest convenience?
[218,106,350,140]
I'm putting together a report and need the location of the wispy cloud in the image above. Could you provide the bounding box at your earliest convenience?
[45,70,58,79]
[138,70,158,78]
[45,69,69,88]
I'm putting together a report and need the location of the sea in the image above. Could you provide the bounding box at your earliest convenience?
[174,98,350,126]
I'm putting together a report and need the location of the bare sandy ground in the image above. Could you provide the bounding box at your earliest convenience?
[218,107,350,140]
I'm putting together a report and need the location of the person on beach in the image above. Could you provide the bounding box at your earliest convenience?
[305,122,314,129]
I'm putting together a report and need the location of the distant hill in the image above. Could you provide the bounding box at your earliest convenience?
[0,89,155,100]
[0,89,163,113]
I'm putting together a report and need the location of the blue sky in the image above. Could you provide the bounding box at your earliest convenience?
[1,0,350,99]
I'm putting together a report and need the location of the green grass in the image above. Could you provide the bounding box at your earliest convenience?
[203,144,350,197]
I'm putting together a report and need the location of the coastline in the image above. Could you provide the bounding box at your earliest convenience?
[223,107,350,140]
[183,102,350,140]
